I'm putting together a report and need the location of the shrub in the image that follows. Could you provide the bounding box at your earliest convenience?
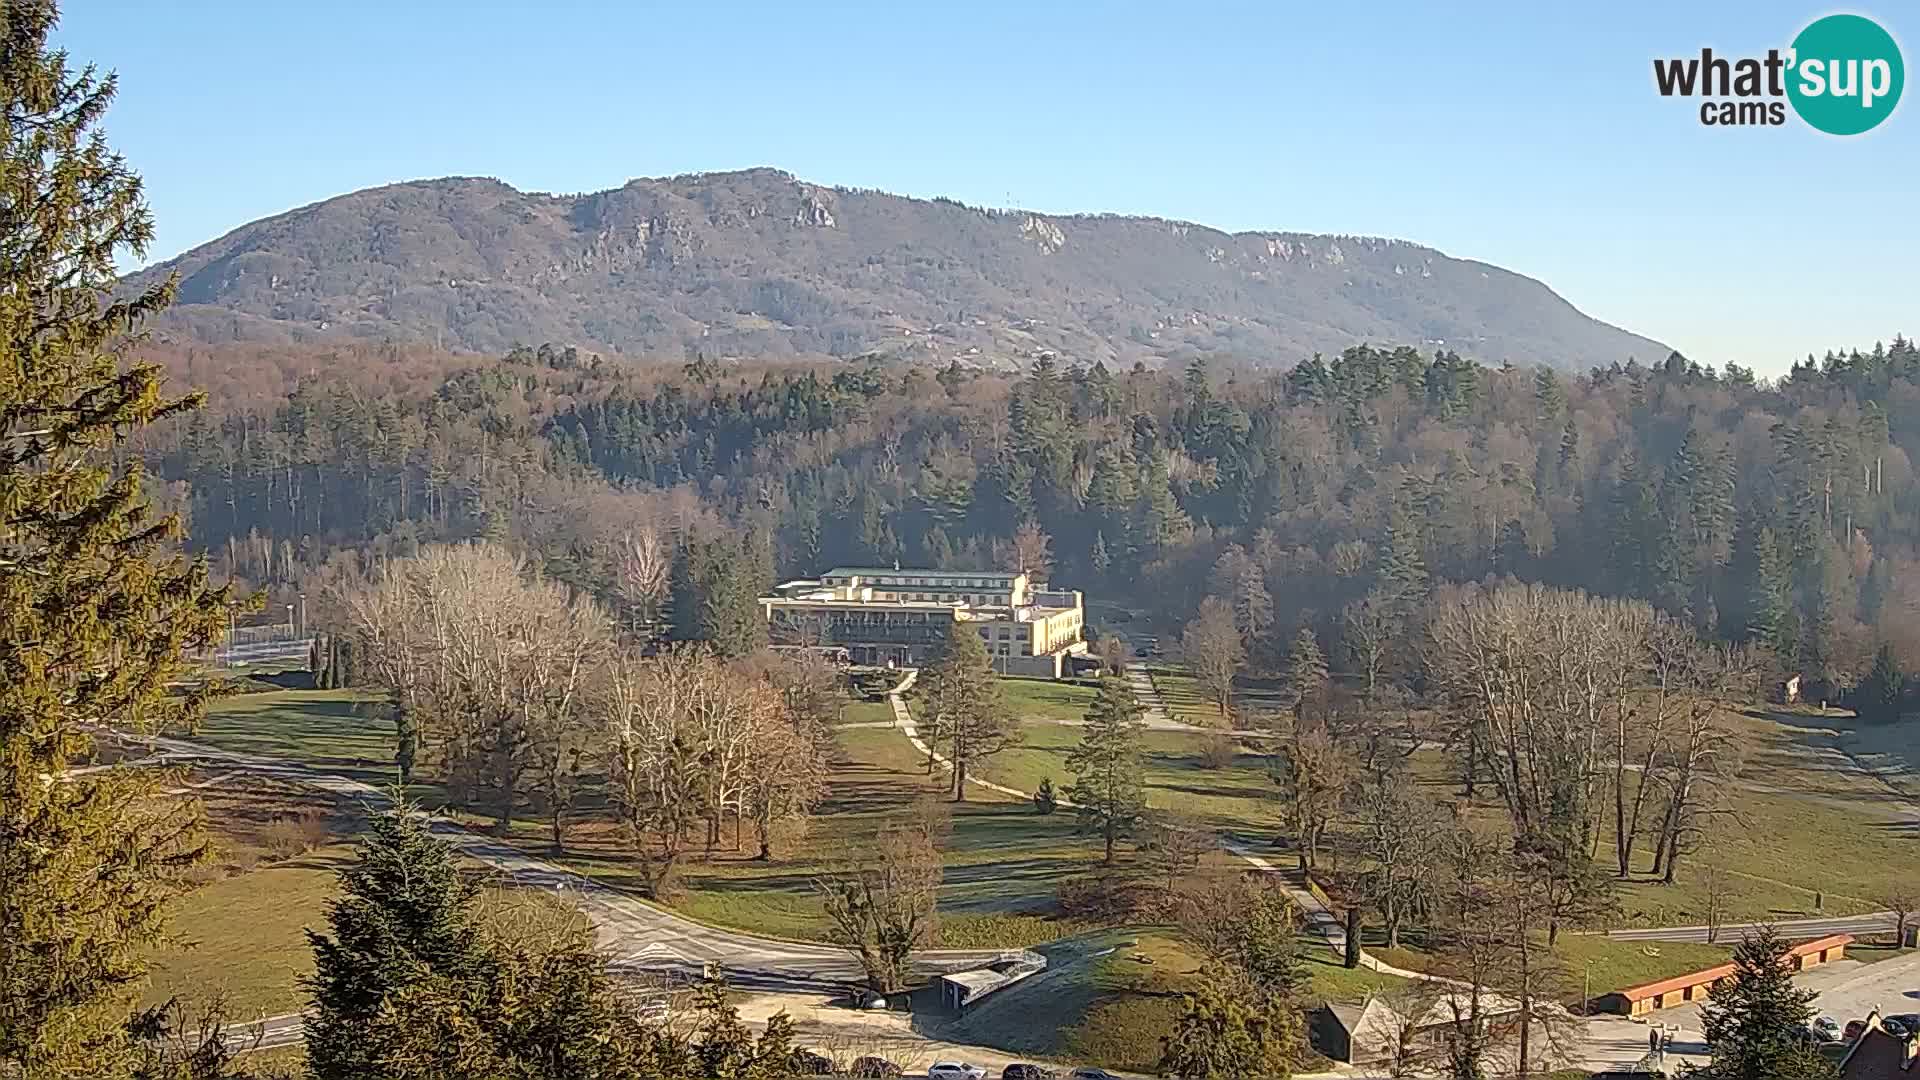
[1198,735,1239,769]
[259,808,330,861]
[1056,875,1153,924]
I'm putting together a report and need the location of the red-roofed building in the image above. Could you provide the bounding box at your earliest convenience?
[1595,934,1854,1016]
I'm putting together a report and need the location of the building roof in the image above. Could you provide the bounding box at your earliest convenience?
[824,566,1019,580]
[1613,934,1853,1002]
[1841,1026,1919,1079]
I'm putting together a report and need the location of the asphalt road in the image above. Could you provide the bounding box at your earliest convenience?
[1607,912,1899,944]
[134,732,1010,989]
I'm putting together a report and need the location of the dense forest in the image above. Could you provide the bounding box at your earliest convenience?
[135,335,1920,690]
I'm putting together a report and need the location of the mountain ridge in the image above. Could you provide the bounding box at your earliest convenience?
[128,167,1667,371]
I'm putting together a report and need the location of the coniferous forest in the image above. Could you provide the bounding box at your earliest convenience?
[135,336,1920,693]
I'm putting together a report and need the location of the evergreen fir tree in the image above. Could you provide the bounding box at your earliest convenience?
[1745,527,1792,654]
[1858,644,1904,724]
[1283,627,1329,716]
[1696,928,1837,1080]
[303,800,491,1078]
[0,6,236,1073]
[1065,677,1147,863]
[1157,968,1298,1080]
[1378,511,1428,600]
[1090,530,1112,577]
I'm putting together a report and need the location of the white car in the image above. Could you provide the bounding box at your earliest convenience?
[928,1064,987,1080]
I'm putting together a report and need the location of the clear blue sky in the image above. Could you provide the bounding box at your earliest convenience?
[58,1,1915,374]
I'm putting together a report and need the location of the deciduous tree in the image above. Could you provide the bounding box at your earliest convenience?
[814,823,941,993]
[1181,596,1242,719]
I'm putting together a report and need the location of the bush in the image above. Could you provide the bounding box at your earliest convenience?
[1198,735,1238,770]
[1033,777,1058,815]
[259,808,331,861]
[1056,875,1153,924]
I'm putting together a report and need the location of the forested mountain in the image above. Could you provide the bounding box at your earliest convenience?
[138,336,1920,692]
[125,168,1664,371]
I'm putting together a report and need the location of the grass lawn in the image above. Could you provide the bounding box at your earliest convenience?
[995,677,1097,724]
[837,698,896,726]
[143,773,364,1017]
[196,690,396,787]
[1550,935,1732,998]
[932,928,1399,1074]
[946,715,1277,835]
[146,848,347,1017]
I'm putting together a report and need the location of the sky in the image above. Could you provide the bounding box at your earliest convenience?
[57,1,1917,375]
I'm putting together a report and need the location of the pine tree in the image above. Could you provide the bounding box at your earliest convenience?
[1859,644,1904,724]
[1696,928,1837,1080]
[0,6,236,1073]
[1284,627,1329,716]
[1065,677,1147,863]
[1090,530,1112,577]
[303,800,491,1078]
[1378,511,1428,600]
[918,621,1017,801]
[1745,527,1792,653]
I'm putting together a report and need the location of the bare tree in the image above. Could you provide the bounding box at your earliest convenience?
[1703,862,1727,945]
[814,823,942,993]
[612,525,671,635]
[1181,596,1243,719]
[1352,762,1445,949]
[1212,545,1273,650]
[997,518,1054,581]
[1648,643,1755,884]
[1270,716,1354,871]
[1139,815,1213,910]
[1341,590,1402,707]
[1887,887,1917,949]
[599,648,714,896]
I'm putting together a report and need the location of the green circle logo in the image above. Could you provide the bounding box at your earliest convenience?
[1787,14,1904,135]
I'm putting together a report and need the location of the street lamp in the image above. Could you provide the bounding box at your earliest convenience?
[285,603,295,641]
[298,593,306,638]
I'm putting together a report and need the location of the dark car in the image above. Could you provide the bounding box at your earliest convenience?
[1845,1019,1869,1041]
[1069,1070,1121,1080]
[1883,1014,1919,1040]
[787,1049,835,1076]
[1003,1066,1058,1080]
[850,1056,903,1078]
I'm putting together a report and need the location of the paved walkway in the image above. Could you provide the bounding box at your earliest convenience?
[888,672,1071,806]
[886,673,1446,987]
[1123,663,1172,726]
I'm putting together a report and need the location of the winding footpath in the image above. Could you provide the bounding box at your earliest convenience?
[885,673,1434,981]
[131,729,1015,1049]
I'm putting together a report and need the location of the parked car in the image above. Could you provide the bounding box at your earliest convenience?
[850,1056,902,1078]
[1002,1066,1057,1080]
[1069,1070,1122,1080]
[1883,1014,1918,1040]
[787,1049,835,1076]
[928,1064,987,1080]
[1845,1019,1870,1041]
[1811,1015,1843,1041]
